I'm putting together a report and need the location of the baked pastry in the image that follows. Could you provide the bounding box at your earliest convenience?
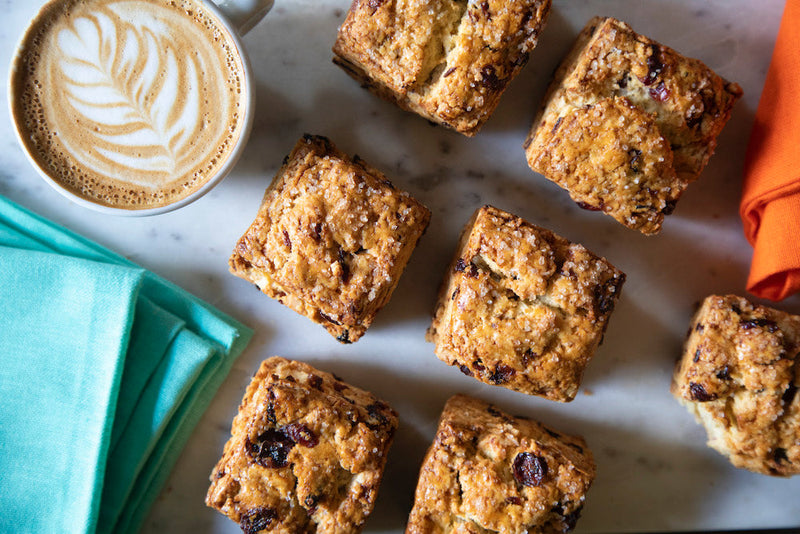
[427,205,625,402]
[332,0,552,136]
[406,394,595,533]
[672,295,800,476]
[206,357,399,532]
[229,134,431,343]
[524,16,743,234]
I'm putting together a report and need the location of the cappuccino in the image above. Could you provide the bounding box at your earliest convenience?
[10,0,248,210]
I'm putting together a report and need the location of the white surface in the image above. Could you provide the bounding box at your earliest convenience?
[2,0,799,532]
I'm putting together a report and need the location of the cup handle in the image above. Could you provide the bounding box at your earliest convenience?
[211,0,274,35]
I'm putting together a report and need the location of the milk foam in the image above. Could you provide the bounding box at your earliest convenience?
[11,0,247,209]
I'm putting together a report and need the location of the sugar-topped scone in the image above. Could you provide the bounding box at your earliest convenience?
[229,134,430,343]
[672,295,800,477]
[333,0,552,136]
[206,357,399,532]
[524,16,742,234]
[427,205,625,402]
[406,394,596,533]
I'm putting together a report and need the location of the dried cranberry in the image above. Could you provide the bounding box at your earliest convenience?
[560,504,584,531]
[239,507,277,534]
[642,44,663,86]
[689,382,716,402]
[455,258,467,272]
[311,222,322,241]
[266,390,277,425]
[308,374,323,390]
[521,348,537,366]
[686,110,703,129]
[661,198,678,215]
[594,275,624,314]
[459,364,473,377]
[282,229,292,251]
[513,452,548,487]
[337,248,350,283]
[336,330,351,344]
[628,148,642,173]
[716,366,731,381]
[576,201,602,212]
[739,317,779,333]
[506,496,523,505]
[513,51,530,67]
[687,88,716,128]
[303,494,319,515]
[479,0,490,18]
[246,429,295,468]
[649,81,670,101]
[284,423,318,448]
[489,364,515,384]
[480,65,503,91]
[365,402,390,431]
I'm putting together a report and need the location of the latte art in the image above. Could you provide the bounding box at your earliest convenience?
[11,0,248,209]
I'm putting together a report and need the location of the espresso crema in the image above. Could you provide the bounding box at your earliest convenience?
[10,0,248,209]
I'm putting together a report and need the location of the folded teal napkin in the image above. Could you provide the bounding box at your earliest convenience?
[0,196,253,534]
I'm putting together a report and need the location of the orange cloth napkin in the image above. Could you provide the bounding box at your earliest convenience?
[741,0,800,301]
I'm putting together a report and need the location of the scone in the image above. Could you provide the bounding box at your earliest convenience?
[206,357,399,532]
[406,394,595,533]
[427,205,625,402]
[333,0,552,136]
[524,16,743,234]
[229,134,431,343]
[671,295,800,476]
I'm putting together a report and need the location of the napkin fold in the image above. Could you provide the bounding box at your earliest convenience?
[0,196,253,534]
[740,0,800,301]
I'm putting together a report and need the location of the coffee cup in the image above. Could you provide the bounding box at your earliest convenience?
[8,0,272,216]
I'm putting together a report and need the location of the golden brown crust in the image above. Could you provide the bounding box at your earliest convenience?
[229,135,431,343]
[671,295,800,477]
[206,357,399,533]
[525,16,742,234]
[333,0,552,136]
[426,205,625,402]
[405,395,595,533]
[529,96,680,235]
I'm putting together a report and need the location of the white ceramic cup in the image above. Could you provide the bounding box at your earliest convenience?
[8,0,273,216]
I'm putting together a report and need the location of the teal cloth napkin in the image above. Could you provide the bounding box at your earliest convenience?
[0,196,253,534]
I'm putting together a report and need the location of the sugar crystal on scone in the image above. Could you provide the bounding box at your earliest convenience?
[206,357,399,532]
[524,16,742,234]
[427,205,625,402]
[406,395,595,533]
[333,0,552,136]
[672,295,800,477]
[229,134,430,343]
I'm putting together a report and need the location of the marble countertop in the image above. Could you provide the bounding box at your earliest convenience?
[2,0,798,532]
